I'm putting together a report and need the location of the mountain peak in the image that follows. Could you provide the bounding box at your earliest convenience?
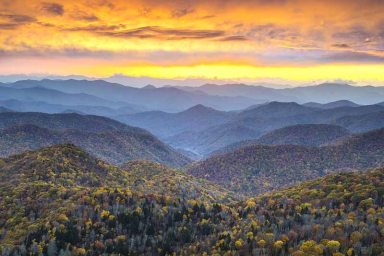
[142,84,156,89]
[183,104,215,113]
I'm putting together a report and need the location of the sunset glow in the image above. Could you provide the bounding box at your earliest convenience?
[1,0,384,84]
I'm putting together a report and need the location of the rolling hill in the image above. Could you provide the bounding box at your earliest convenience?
[1,143,383,255]
[117,104,233,138]
[210,124,351,155]
[0,112,134,132]
[0,113,190,167]
[187,128,384,195]
[0,145,236,246]
[333,111,384,132]
[253,124,350,147]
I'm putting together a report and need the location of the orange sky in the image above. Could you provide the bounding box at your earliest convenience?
[0,0,384,84]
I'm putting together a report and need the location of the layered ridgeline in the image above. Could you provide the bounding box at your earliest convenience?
[1,144,383,255]
[0,99,147,116]
[0,112,190,167]
[174,83,384,105]
[163,102,384,156]
[187,128,384,195]
[1,79,256,112]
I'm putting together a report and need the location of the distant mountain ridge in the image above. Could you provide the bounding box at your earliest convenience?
[3,80,384,114]
[303,100,360,109]
[175,82,384,105]
[117,104,234,138]
[0,99,145,116]
[4,79,258,112]
[2,79,384,158]
[0,85,125,108]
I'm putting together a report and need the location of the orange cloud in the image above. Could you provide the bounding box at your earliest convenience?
[0,0,383,83]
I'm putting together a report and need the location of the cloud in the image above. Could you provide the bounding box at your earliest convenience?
[320,51,384,63]
[331,43,350,48]
[71,10,99,21]
[171,8,194,18]
[0,46,113,58]
[0,13,36,30]
[219,36,248,41]
[98,26,226,40]
[247,23,298,41]
[332,25,371,45]
[63,24,126,32]
[41,2,64,16]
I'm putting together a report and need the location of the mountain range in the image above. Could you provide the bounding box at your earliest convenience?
[1,80,384,115]
[1,79,257,112]
[174,83,384,104]
[161,102,384,156]
[1,78,384,255]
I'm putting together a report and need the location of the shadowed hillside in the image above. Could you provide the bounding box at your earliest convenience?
[0,112,191,167]
[187,128,384,195]
[210,124,351,155]
[257,124,350,146]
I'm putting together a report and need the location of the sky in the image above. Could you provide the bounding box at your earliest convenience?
[0,0,384,86]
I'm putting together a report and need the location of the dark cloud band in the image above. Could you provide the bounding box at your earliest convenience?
[41,2,64,16]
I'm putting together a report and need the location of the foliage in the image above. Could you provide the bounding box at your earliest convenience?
[188,128,384,195]
[1,145,383,255]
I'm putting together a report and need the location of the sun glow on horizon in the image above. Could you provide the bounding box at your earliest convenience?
[0,0,383,84]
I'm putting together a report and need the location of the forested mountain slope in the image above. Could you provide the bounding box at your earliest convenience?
[1,144,383,255]
[210,124,351,156]
[0,145,232,247]
[187,128,384,195]
[256,124,350,147]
